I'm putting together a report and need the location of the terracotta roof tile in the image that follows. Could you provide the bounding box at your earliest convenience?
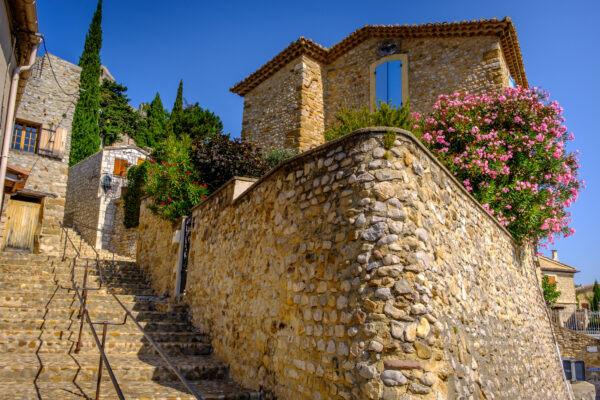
[539,256,578,273]
[231,17,527,96]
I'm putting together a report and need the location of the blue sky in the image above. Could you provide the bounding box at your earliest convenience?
[38,0,599,284]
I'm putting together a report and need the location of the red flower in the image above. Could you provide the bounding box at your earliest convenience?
[161,202,165,206]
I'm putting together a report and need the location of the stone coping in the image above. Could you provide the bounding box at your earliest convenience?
[230,17,527,96]
[192,127,516,243]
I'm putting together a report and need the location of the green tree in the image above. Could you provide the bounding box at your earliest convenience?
[135,93,168,148]
[542,275,562,308]
[170,80,184,134]
[122,162,148,228]
[589,281,600,312]
[174,102,222,140]
[69,0,103,166]
[99,80,139,146]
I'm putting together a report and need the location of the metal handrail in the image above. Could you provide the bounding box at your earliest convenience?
[59,222,203,399]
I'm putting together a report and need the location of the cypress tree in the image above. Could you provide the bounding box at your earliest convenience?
[592,281,600,312]
[171,79,184,136]
[69,0,103,166]
[145,93,168,148]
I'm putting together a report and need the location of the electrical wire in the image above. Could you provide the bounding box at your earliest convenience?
[40,35,79,97]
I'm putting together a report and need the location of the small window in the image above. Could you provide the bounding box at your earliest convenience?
[369,54,408,112]
[11,121,39,153]
[113,158,130,177]
[547,275,556,284]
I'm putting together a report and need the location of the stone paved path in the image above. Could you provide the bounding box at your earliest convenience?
[0,250,260,399]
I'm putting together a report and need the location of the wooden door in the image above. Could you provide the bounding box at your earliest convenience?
[3,199,40,251]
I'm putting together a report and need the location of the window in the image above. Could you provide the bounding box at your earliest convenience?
[547,275,556,284]
[370,54,409,112]
[113,158,130,177]
[376,60,403,107]
[11,122,39,152]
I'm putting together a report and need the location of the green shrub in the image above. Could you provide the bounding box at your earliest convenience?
[191,132,269,191]
[324,101,412,142]
[122,162,148,228]
[263,147,299,169]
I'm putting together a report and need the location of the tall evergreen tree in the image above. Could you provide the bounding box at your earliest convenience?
[592,281,600,312]
[135,93,167,148]
[69,0,103,166]
[170,79,184,135]
[99,80,139,146]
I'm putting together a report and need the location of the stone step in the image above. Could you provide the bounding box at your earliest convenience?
[0,337,212,356]
[0,353,228,384]
[0,317,193,333]
[0,306,190,323]
[0,281,155,296]
[1,377,261,400]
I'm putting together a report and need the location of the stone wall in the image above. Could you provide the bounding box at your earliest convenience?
[240,36,510,153]
[136,127,569,399]
[137,199,181,297]
[324,36,509,128]
[64,151,102,246]
[3,54,81,254]
[107,199,137,259]
[241,55,303,152]
[15,53,80,160]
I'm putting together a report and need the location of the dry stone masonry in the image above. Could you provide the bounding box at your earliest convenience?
[4,53,80,254]
[138,127,569,399]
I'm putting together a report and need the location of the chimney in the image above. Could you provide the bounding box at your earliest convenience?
[552,250,559,261]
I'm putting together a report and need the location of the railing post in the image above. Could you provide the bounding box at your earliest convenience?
[62,228,68,261]
[75,261,89,353]
[96,321,108,400]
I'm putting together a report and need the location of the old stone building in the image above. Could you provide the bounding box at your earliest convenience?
[64,145,148,250]
[539,251,579,313]
[232,17,526,152]
[2,53,80,254]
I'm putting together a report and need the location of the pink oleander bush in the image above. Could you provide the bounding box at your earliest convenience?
[145,135,209,222]
[413,86,583,244]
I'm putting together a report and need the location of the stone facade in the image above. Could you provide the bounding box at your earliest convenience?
[138,127,569,399]
[2,54,80,254]
[64,146,147,249]
[538,255,579,313]
[107,199,138,258]
[233,19,525,153]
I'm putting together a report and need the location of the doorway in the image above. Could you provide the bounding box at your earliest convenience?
[3,196,41,251]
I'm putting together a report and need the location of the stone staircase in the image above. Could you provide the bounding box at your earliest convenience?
[0,252,260,399]
[62,227,134,262]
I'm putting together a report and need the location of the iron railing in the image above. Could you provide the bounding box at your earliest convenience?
[551,308,600,336]
[59,222,202,399]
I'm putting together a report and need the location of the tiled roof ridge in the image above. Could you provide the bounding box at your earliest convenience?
[539,255,579,272]
[576,283,596,292]
[230,17,527,96]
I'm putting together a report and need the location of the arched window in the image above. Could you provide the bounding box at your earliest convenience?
[369,54,408,111]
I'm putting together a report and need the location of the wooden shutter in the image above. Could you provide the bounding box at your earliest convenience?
[113,158,130,177]
[52,127,67,156]
[547,275,556,284]
[37,124,52,153]
[137,158,145,166]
